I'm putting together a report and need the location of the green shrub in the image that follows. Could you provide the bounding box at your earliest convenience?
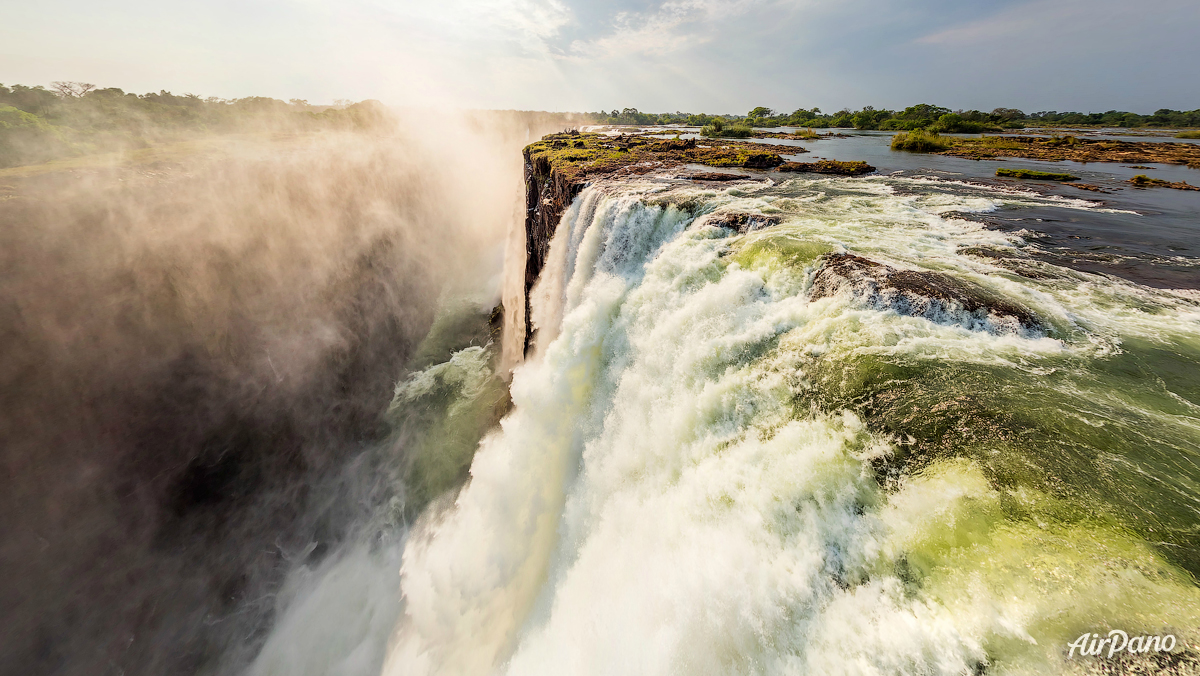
[700,120,752,138]
[995,168,1079,181]
[1176,130,1200,139]
[890,129,952,152]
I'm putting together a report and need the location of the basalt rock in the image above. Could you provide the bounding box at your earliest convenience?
[522,147,585,355]
[686,172,752,181]
[943,135,1200,167]
[1067,183,1113,193]
[742,153,785,169]
[702,212,782,233]
[1128,174,1200,191]
[653,138,697,151]
[809,253,1042,333]
[778,160,875,176]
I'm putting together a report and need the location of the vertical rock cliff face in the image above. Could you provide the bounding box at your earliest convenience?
[519,147,584,356]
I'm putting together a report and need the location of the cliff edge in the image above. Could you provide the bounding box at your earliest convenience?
[514,130,795,356]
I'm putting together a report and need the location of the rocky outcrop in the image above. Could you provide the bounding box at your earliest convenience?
[942,135,1200,167]
[778,160,875,176]
[741,153,786,169]
[514,131,793,356]
[1128,174,1200,190]
[685,172,753,181]
[701,212,782,233]
[809,253,1041,333]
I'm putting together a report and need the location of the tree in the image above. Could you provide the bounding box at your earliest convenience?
[50,81,96,98]
[991,107,1025,121]
[748,106,773,119]
[893,104,950,121]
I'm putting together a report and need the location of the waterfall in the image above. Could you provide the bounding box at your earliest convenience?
[384,174,1200,675]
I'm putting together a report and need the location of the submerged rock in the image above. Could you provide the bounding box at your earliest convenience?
[1067,183,1113,193]
[809,253,1042,333]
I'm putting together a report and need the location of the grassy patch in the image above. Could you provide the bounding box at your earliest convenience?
[1176,130,1200,139]
[996,168,1080,181]
[525,132,783,182]
[700,121,753,138]
[891,129,953,152]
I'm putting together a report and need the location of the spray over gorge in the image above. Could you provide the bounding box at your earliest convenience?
[0,108,589,675]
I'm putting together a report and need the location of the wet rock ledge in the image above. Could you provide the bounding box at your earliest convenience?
[809,253,1042,333]
[941,135,1200,168]
[779,160,875,176]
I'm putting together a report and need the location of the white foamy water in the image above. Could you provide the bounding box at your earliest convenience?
[276,175,1200,676]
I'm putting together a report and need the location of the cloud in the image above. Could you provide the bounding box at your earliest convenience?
[566,0,770,58]
[916,0,1147,46]
[1,0,1196,112]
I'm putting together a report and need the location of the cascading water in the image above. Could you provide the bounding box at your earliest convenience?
[384,173,1200,675]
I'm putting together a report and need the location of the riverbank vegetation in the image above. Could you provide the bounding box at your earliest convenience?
[0,81,391,167]
[590,104,1200,131]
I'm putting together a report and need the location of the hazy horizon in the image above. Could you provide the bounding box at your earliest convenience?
[3,0,1198,115]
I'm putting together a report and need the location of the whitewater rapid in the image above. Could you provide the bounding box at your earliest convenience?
[377,174,1197,675]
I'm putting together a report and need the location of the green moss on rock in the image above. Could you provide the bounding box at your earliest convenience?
[778,160,875,176]
[996,168,1080,181]
[524,131,784,183]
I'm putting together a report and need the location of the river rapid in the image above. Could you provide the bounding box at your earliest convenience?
[244,132,1200,676]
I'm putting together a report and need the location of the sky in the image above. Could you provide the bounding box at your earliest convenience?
[1,0,1198,114]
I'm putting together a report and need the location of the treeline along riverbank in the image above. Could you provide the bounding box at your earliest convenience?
[589,103,1200,132]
